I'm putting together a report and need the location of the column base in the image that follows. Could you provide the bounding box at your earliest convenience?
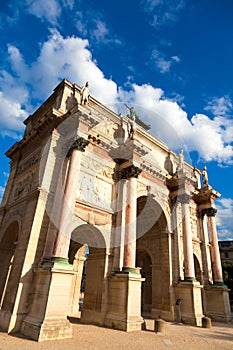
[121,267,141,275]
[174,281,204,326]
[105,270,144,331]
[41,256,73,270]
[21,265,75,341]
[21,317,72,342]
[213,281,227,287]
[205,284,231,322]
[183,276,197,282]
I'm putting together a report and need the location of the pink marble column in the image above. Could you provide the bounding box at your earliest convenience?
[124,176,137,268]
[52,137,89,259]
[121,164,141,269]
[112,179,127,271]
[178,194,195,281]
[205,208,223,283]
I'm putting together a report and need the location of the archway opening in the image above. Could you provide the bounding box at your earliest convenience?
[0,221,19,309]
[194,254,202,283]
[68,224,106,322]
[136,250,152,317]
[136,196,171,320]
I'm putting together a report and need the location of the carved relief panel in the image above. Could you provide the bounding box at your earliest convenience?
[77,171,113,210]
[13,171,35,201]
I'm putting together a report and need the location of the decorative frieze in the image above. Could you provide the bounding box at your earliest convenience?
[141,162,166,180]
[13,172,34,200]
[81,156,114,180]
[16,152,40,176]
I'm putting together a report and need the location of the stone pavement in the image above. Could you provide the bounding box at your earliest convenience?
[0,319,233,350]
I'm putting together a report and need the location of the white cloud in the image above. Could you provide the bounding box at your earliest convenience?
[216,198,233,240]
[204,96,233,116]
[0,30,118,138]
[171,55,181,62]
[25,0,75,25]
[75,11,88,36]
[188,114,233,163]
[62,0,75,9]
[92,20,109,42]
[142,0,186,28]
[151,49,180,73]
[26,0,62,25]
[0,91,27,138]
[116,83,233,165]
[74,10,121,46]
[27,30,118,104]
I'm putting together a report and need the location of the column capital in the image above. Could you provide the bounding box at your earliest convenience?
[68,137,89,156]
[120,164,142,180]
[202,207,217,217]
[176,193,190,204]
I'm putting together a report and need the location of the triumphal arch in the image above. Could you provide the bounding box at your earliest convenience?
[0,79,231,341]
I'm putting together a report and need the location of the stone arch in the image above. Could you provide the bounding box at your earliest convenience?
[0,221,19,309]
[136,191,171,233]
[0,214,21,243]
[193,245,202,268]
[136,196,172,320]
[68,224,107,324]
[70,223,107,250]
[136,249,152,316]
[136,195,168,241]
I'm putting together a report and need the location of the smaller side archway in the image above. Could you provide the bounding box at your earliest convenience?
[68,224,107,325]
[0,221,19,309]
[193,254,202,284]
[136,249,152,316]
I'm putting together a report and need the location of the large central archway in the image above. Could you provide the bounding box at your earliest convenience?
[136,196,172,320]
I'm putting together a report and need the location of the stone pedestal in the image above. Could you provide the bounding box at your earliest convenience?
[205,285,231,322]
[105,269,144,331]
[174,281,203,326]
[21,263,74,342]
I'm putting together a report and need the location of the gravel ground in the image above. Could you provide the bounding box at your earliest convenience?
[0,319,233,350]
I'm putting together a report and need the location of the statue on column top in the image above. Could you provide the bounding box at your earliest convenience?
[177,149,184,171]
[201,165,209,187]
[124,104,137,139]
[124,103,137,121]
[80,81,90,105]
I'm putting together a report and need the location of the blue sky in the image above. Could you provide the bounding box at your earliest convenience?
[0,0,233,240]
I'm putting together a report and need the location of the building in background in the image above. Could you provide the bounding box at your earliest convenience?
[219,241,233,265]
